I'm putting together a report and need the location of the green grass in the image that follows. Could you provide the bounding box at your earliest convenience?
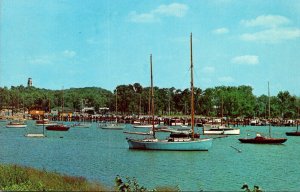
[0,164,108,191]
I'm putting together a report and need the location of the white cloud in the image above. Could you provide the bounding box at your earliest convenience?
[129,3,188,23]
[231,55,259,65]
[62,50,76,58]
[240,15,300,43]
[212,27,229,34]
[241,15,290,28]
[203,66,215,73]
[129,11,158,23]
[241,28,300,43]
[218,76,234,83]
[153,3,188,17]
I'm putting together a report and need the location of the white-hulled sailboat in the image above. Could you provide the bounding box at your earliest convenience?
[100,88,125,130]
[127,34,212,151]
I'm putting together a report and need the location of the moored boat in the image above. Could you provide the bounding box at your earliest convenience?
[35,119,57,126]
[239,133,287,144]
[6,121,27,128]
[203,124,240,135]
[72,123,91,128]
[127,34,213,151]
[127,137,212,151]
[100,123,125,130]
[239,82,287,144]
[286,124,300,136]
[46,124,70,131]
[286,131,300,136]
[133,124,158,128]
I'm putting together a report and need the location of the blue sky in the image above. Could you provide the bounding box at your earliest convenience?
[1,0,300,96]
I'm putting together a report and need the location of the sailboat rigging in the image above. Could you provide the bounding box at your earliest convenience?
[126,33,213,151]
[238,82,287,144]
[46,86,70,131]
[100,88,125,130]
[286,106,300,136]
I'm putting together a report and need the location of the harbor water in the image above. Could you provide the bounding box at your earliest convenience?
[0,120,299,191]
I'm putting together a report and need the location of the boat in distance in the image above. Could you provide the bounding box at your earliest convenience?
[286,131,300,136]
[127,137,212,151]
[133,124,158,128]
[6,121,27,128]
[72,123,91,128]
[25,133,45,138]
[46,124,70,131]
[100,123,125,130]
[204,127,240,135]
[286,124,300,136]
[238,134,287,144]
[35,119,57,126]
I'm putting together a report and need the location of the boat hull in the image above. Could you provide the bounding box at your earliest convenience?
[73,124,91,128]
[238,137,287,144]
[127,138,212,151]
[36,123,57,126]
[6,124,27,128]
[100,124,125,130]
[46,125,70,131]
[204,129,240,135]
[286,132,300,136]
[133,124,158,128]
[25,133,45,138]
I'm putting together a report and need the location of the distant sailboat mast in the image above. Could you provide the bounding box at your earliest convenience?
[62,86,64,121]
[268,81,271,137]
[115,88,118,115]
[150,54,156,138]
[190,33,195,139]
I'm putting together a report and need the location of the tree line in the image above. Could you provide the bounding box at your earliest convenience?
[0,83,299,119]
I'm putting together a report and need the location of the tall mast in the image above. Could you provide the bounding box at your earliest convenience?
[268,81,271,137]
[139,94,142,116]
[148,89,151,116]
[115,88,118,115]
[190,33,195,139]
[221,95,224,126]
[150,54,155,138]
[62,86,64,121]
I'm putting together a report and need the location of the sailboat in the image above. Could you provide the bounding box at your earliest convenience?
[286,122,300,136]
[6,120,27,128]
[25,120,46,138]
[46,87,70,131]
[100,88,125,130]
[239,82,287,144]
[126,34,213,151]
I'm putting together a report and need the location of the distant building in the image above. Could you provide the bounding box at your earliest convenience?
[27,78,32,87]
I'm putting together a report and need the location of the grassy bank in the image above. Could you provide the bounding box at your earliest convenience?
[0,164,107,191]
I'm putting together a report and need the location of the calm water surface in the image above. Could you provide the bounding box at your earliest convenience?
[0,120,299,191]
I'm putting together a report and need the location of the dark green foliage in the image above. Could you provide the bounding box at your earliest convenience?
[0,84,299,118]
